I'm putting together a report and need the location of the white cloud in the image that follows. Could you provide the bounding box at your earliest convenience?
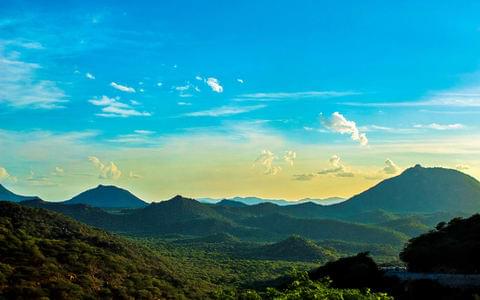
[206,77,223,93]
[413,123,465,130]
[110,82,136,93]
[88,156,122,180]
[322,112,368,146]
[317,155,354,177]
[157,82,163,87]
[284,150,296,166]
[237,78,244,84]
[177,101,192,106]
[254,150,282,175]
[85,72,95,80]
[195,76,203,81]
[89,95,151,118]
[0,47,66,109]
[383,159,400,174]
[184,105,265,117]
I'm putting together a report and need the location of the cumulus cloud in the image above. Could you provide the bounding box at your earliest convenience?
[88,156,122,179]
[318,155,354,177]
[206,77,223,93]
[284,150,296,166]
[322,112,368,146]
[237,78,244,84]
[89,95,151,118]
[85,72,95,80]
[184,105,265,117]
[0,46,66,109]
[383,159,400,174]
[413,123,465,130]
[110,82,135,93]
[456,164,470,170]
[254,150,282,175]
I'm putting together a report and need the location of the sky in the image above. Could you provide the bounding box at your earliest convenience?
[1,0,480,202]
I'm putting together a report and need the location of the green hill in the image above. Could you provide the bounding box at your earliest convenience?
[254,236,337,262]
[0,201,208,299]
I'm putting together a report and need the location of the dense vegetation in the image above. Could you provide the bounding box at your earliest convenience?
[0,201,208,299]
[401,214,480,273]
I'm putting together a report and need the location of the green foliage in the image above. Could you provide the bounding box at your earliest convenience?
[216,271,392,300]
[400,213,480,273]
[0,201,208,299]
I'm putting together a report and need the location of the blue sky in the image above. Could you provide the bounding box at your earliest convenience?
[1,1,480,201]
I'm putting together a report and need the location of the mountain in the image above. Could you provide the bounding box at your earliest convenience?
[0,184,36,202]
[0,201,206,299]
[332,165,480,214]
[198,196,345,206]
[64,184,148,208]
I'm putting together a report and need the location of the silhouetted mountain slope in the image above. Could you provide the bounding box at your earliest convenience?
[21,197,408,247]
[0,201,206,299]
[215,199,248,207]
[333,165,480,214]
[64,184,148,208]
[198,196,345,206]
[240,213,409,246]
[0,184,35,202]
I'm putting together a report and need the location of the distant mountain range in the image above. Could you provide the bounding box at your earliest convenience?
[64,184,148,208]
[3,164,480,248]
[198,196,346,206]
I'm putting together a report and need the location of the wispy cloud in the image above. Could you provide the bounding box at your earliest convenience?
[413,123,465,130]
[85,72,95,80]
[0,42,66,109]
[322,112,368,146]
[110,82,135,93]
[184,104,265,117]
[236,91,360,102]
[89,95,151,118]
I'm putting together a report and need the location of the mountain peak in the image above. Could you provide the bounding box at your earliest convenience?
[64,185,147,208]
[336,165,480,214]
